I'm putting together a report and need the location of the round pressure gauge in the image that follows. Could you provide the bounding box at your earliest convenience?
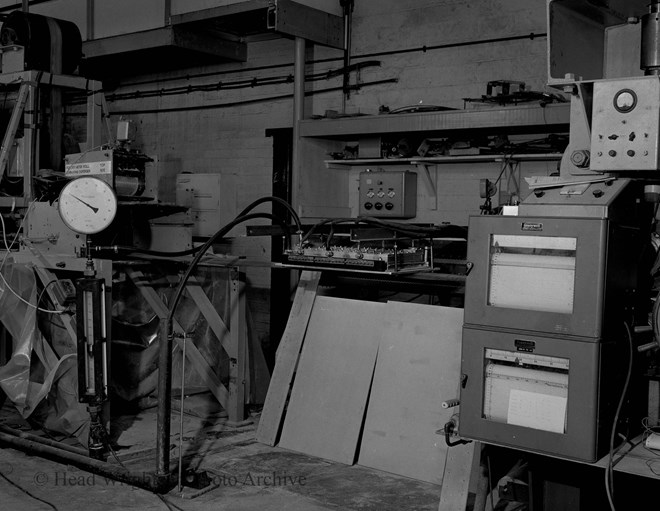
[613,89,637,113]
[58,177,118,234]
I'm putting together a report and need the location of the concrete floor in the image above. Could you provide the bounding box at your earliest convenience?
[0,396,449,511]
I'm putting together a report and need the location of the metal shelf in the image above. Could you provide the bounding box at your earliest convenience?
[82,0,344,78]
[324,153,563,169]
[322,153,563,201]
[300,104,570,139]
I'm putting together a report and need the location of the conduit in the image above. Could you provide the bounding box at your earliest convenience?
[121,32,547,89]
[0,431,173,492]
[0,424,88,457]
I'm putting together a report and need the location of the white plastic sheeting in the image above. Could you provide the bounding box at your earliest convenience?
[0,260,89,445]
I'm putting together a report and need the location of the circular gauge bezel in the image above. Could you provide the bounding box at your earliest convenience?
[613,88,637,113]
[58,176,118,235]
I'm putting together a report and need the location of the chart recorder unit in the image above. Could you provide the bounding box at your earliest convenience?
[459,193,648,462]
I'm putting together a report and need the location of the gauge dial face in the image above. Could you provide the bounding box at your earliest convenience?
[613,89,637,113]
[58,177,118,234]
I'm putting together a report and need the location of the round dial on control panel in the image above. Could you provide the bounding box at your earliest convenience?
[58,176,118,234]
[613,89,637,113]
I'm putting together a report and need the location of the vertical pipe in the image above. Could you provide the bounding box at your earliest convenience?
[177,334,186,492]
[21,0,28,12]
[290,37,305,215]
[86,0,95,41]
[156,317,173,477]
[342,3,352,113]
[164,0,171,26]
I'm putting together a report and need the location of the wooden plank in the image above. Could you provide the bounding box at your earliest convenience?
[649,380,659,426]
[438,441,479,511]
[174,336,229,408]
[227,269,246,423]
[185,275,233,358]
[278,296,384,464]
[246,303,271,405]
[358,302,464,485]
[256,270,320,446]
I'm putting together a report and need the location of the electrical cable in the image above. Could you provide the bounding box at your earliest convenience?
[67,79,399,117]
[605,322,634,511]
[0,470,59,511]
[95,31,545,90]
[359,216,445,234]
[237,195,302,233]
[0,211,18,252]
[93,207,292,258]
[652,291,660,343]
[67,61,382,106]
[36,279,63,311]
[79,405,185,509]
[63,144,110,166]
[156,494,186,511]
[300,217,445,246]
[0,199,63,314]
[324,222,336,250]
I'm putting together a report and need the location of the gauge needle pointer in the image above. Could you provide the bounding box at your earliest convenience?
[71,195,99,213]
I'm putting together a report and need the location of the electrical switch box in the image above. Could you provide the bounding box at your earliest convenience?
[359,170,417,218]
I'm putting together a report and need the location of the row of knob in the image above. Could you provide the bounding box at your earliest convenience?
[364,202,395,210]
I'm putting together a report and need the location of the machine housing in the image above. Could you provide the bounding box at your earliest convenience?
[460,182,649,461]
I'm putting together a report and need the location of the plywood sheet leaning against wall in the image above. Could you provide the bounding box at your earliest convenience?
[256,271,321,446]
[278,296,384,464]
[358,302,464,485]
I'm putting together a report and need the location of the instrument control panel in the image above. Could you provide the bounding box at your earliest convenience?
[591,76,660,171]
[358,170,417,218]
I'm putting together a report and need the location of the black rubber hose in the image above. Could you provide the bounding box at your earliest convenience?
[237,196,302,232]
[154,212,286,476]
[91,208,292,257]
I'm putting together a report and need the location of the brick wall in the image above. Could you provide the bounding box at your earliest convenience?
[55,0,554,358]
